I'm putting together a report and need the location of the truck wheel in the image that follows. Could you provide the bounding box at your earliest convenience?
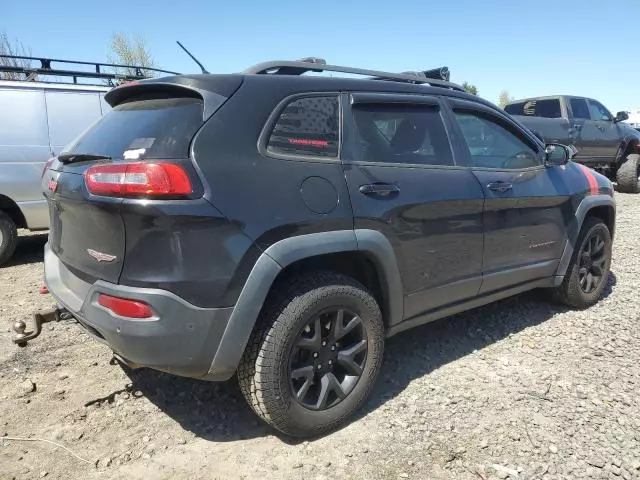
[238,272,384,438]
[0,211,18,266]
[553,217,612,309]
[616,153,640,193]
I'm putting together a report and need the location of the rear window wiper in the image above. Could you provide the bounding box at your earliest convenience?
[58,153,112,164]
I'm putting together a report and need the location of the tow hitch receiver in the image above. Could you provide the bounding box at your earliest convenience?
[12,308,72,347]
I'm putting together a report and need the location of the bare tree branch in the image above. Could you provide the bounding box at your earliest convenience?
[107,33,157,80]
[0,32,34,80]
[498,89,515,108]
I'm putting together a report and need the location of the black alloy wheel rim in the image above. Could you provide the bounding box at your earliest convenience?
[289,308,368,411]
[578,230,606,293]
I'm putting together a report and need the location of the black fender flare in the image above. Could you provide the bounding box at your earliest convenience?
[204,229,403,380]
[555,195,615,281]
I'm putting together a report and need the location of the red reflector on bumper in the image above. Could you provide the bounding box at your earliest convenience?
[98,294,153,319]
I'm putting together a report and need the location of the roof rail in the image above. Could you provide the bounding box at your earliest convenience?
[243,59,464,91]
[0,55,180,86]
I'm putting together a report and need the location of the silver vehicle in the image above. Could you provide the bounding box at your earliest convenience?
[0,56,178,264]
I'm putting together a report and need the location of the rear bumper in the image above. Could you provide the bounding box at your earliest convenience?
[44,244,233,379]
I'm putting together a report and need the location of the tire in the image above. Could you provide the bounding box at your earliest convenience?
[0,211,18,266]
[553,217,612,309]
[616,153,640,193]
[238,271,384,438]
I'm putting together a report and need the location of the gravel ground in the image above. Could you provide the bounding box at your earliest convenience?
[1,193,639,480]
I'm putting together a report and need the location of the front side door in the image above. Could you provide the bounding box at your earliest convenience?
[342,93,485,320]
[567,97,602,164]
[586,99,621,160]
[446,99,572,294]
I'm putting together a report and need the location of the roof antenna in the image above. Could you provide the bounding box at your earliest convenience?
[176,41,209,74]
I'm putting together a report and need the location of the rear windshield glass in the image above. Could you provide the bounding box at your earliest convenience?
[63,96,204,159]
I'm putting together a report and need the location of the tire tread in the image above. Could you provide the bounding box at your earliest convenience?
[237,271,384,437]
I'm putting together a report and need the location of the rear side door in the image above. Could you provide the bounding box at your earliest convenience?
[447,99,571,294]
[567,97,600,163]
[342,93,485,320]
[586,99,620,160]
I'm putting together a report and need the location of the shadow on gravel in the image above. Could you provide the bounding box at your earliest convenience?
[118,272,617,444]
[4,233,48,267]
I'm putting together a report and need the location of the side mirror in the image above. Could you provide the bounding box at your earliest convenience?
[545,143,577,166]
[615,111,629,123]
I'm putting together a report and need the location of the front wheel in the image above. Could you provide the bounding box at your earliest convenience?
[238,272,384,438]
[553,217,612,308]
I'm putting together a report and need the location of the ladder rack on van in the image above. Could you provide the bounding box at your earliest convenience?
[244,58,463,91]
[0,55,180,86]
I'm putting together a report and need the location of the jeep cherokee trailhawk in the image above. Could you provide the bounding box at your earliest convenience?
[28,59,615,437]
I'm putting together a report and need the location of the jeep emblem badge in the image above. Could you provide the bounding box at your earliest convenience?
[87,249,117,263]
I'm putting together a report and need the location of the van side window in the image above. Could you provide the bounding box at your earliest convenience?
[267,96,339,157]
[351,104,454,166]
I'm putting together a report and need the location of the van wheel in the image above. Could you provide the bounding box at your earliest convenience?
[616,153,640,193]
[238,272,384,438]
[553,217,612,309]
[0,212,18,266]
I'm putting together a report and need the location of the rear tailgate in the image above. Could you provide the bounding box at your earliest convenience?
[44,165,124,283]
[42,76,242,285]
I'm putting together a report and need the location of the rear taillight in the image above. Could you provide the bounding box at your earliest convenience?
[85,162,192,198]
[42,157,55,178]
[98,294,153,319]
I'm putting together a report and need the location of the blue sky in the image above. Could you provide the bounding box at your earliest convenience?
[4,0,639,112]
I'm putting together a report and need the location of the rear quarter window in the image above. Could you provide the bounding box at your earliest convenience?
[266,96,339,158]
[63,96,204,160]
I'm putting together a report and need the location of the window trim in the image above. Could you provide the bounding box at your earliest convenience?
[258,92,342,163]
[447,99,545,171]
[342,93,462,170]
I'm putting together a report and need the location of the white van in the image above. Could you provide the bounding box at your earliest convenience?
[0,80,110,263]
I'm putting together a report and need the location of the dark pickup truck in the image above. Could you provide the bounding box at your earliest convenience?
[505,96,640,192]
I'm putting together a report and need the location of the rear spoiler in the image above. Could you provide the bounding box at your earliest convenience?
[104,76,244,120]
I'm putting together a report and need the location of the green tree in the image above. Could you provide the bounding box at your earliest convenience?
[0,32,34,80]
[498,89,515,108]
[108,33,157,79]
[462,82,478,95]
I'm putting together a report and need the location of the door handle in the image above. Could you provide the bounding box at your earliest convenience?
[487,181,513,192]
[359,183,400,195]
[572,124,583,131]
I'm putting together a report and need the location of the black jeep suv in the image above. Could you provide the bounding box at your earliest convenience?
[38,59,615,437]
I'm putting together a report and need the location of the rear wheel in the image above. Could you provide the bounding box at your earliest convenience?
[238,272,384,438]
[616,153,640,193]
[0,211,18,266]
[553,217,612,308]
